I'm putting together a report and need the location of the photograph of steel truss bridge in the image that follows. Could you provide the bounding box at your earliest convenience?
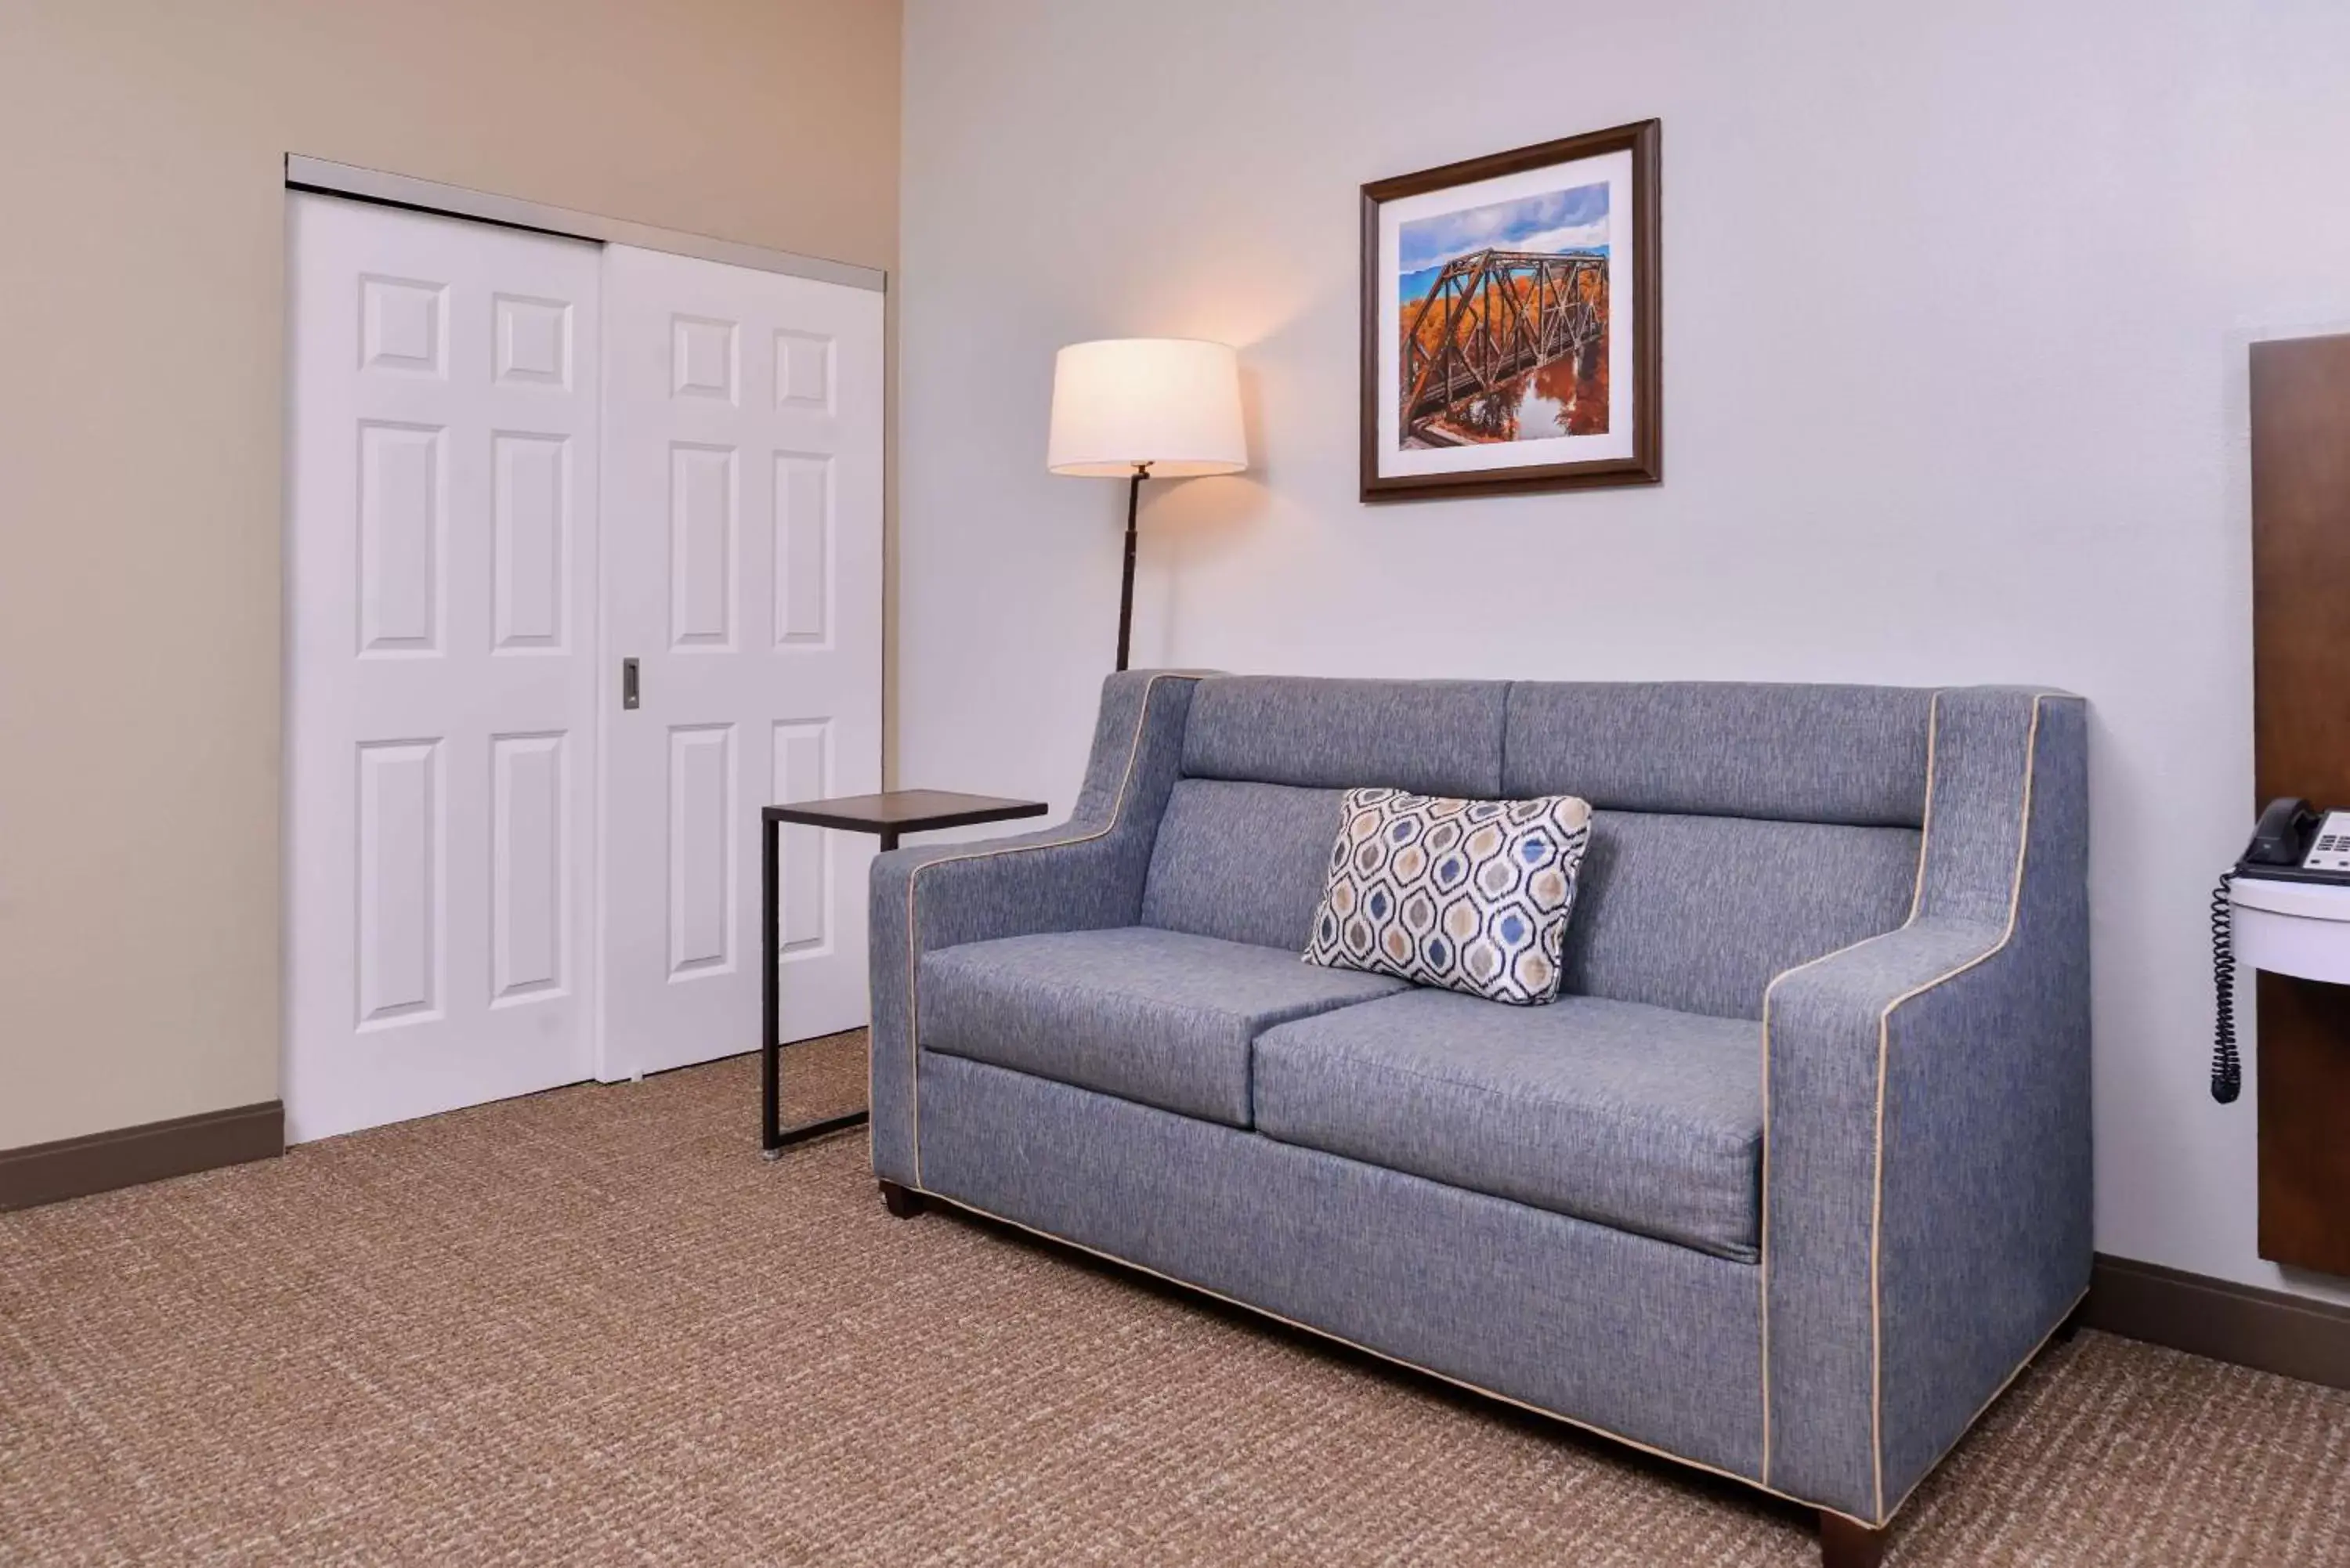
[1396,182,1610,449]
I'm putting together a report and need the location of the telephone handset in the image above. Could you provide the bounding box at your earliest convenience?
[2237,797,2350,876]
[2212,798,2350,1104]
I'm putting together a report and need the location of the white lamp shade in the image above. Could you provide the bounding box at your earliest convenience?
[1047,338,1247,478]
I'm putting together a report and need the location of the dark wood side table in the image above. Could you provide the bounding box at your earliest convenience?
[759,790,1048,1158]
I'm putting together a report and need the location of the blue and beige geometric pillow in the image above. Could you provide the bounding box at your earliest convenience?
[1303,786,1594,1006]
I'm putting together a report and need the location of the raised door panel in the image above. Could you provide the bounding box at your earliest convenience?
[492,435,569,652]
[667,724,736,977]
[773,328,834,413]
[773,453,832,648]
[669,444,738,649]
[771,720,831,953]
[357,423,445,654]
[491,732,568,1003]
[361,276,446,375]
[355,739,443,1027]
[494,295,572,388]
[672,315,739,403]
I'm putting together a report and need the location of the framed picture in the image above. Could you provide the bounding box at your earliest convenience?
[1360,119,1661,502]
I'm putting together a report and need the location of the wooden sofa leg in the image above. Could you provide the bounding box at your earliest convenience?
[879,1180,927,1219]
[1819,1512,1887,1568]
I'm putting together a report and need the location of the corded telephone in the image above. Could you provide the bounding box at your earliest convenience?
[2212,798,2350,1104]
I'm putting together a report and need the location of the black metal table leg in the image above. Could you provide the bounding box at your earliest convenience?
[753,794,1042,1162]
[761,811,783,1157]
[760,811,873,1158]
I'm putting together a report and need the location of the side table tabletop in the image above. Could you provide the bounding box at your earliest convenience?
[759,790,1048,1157]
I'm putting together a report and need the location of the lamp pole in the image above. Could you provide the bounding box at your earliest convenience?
[1115,461,1150,672]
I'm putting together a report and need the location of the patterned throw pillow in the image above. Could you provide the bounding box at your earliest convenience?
[1303,786,1594,1006]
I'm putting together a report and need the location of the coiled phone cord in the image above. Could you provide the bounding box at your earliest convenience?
[2211,872,2241,1104]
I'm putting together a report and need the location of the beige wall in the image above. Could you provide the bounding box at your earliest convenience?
[0,0,901,1149]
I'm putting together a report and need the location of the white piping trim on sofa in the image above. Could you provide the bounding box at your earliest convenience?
[1862,692,2044,1519]
[1758,691,1936,1494]
[1881,1284,2088,1523]
[1757,691,2052,1523]
[1756,691,1941,1489]
[1904,696,1944,925]
[895,674,1185,1187]
[904,1183,1892,1533]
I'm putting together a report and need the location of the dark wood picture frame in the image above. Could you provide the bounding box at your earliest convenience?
[1360,119,1662,503]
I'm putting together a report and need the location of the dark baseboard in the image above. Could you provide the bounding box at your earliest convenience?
[0,1100,284,1212]
[2086,1251,2350,1391]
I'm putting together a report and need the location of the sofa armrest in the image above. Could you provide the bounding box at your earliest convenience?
[867,671,1200,1185]
[1759,690,2090,1526]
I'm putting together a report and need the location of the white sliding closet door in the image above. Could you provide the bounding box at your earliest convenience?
[597,246,884,1080]
[284,194,602,1143]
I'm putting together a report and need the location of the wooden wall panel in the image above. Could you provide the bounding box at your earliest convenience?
[2250,331,2350,1279]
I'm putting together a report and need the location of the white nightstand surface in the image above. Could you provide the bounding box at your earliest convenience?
[2232,874,2350,985]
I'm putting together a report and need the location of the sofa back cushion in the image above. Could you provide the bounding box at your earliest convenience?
[1142,676,1935,1019]
[1506,681,1932,1018]
[1145,677,1504,952]
[1564,811,1919,1019]
[1180,675,1506,797]
[1500,681,1932,826]
[1142,778,1345,952]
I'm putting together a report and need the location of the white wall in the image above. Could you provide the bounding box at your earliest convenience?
[898,0,2350,1304]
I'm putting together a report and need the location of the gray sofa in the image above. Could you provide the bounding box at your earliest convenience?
[868,672,2090,1565]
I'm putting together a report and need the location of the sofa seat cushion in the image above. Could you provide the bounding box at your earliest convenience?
[1253,988,1762,1259]
[920,927,1408,1127]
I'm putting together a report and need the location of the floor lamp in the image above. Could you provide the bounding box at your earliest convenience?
[1047,338,1247,670]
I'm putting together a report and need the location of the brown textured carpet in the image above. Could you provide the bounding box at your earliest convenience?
[5,1031,2348,1566]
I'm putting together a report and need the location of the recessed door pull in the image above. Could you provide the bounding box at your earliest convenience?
[622,657,640,710]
